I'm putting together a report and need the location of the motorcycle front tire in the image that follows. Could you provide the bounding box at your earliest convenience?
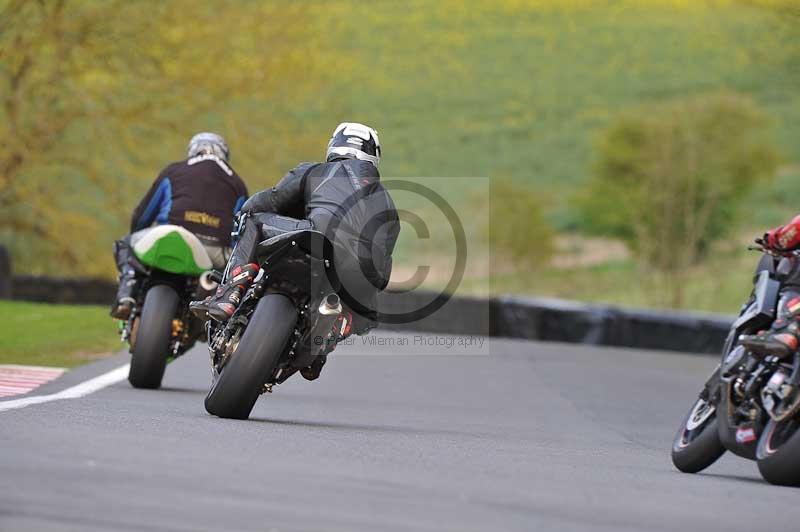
[672,397,726,473]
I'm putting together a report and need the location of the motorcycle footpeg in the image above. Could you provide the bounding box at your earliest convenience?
[188,300,215,321]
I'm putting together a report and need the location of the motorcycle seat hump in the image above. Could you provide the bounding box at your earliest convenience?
[131,224,213,275]
[256,229,334,263]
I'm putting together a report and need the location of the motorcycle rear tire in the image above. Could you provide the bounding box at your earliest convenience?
[128,284,179,389]
[756,417,800,486]
[205,294,297,420]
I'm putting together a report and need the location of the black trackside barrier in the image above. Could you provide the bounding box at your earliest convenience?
[490,295,733,354]
[0,246,10,299]
[375,291,733,355]
[8,275,117,305]
[376,289,493,337]
[3,272,733,354]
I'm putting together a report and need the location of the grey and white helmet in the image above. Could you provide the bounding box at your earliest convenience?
[326,122,381,167]
[187,132,230,162]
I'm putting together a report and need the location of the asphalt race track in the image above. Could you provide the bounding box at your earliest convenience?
[2,331,799,532]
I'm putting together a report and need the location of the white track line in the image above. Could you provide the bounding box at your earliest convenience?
[0,364,130,413]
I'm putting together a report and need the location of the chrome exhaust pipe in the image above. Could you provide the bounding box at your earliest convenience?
[199,271,219,292]
[319,293,342,316]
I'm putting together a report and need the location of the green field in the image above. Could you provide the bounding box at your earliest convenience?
[311,1,799,207]
[308,0,800,314]
[0,301,120,368]
[485,246,757,313]
[4,0,799,317]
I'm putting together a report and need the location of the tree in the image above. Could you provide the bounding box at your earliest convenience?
[0,0,327,276]
[487,178,554,271]
[579,91,778,307]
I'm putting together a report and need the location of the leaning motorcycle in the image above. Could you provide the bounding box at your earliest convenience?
[203,223,343,420]
[671,239,800,486]
[119,225,218,389]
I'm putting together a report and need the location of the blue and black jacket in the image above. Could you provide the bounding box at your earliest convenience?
[130,155,248,247]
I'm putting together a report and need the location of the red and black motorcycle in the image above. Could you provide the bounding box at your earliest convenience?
[672,239,800,486]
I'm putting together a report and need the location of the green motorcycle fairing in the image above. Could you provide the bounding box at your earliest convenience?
[131,225,213,276]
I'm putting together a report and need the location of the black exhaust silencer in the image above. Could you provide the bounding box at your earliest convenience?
[292,293,343,369]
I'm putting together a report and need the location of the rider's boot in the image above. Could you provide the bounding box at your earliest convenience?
[110,268,138,320]
[740,294,800,359]
[110,239,139,320]
[740,322,800,359]
[190,263,260,322]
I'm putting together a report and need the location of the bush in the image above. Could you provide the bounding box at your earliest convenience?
[578,91,779,306]
[487,178,554,270]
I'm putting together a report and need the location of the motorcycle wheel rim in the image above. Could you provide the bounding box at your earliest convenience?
[685,398,716,431]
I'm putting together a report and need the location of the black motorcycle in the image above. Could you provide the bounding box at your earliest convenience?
[672,240,800,486]
[203,226,343,420]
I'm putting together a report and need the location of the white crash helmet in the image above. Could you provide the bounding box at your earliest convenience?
[325,122,381,167]
[187,132,230,162]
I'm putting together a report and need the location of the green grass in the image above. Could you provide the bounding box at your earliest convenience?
[484,261,745,315]
[0,301,120,368]
[465,243,758,315]
[312,0,800,221]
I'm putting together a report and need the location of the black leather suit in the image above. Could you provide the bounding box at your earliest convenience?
[231,157,400,322]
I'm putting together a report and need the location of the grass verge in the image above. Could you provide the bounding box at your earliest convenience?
[462,244,758,315]
[0,301,120,368]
